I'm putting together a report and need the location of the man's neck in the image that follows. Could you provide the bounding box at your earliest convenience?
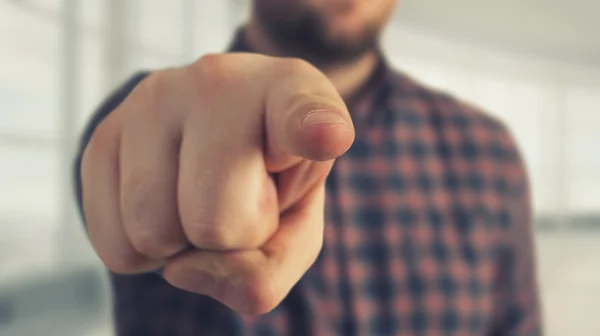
[244,19,379,99]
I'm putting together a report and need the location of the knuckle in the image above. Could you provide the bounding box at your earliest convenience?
[191,53,232,87]
[186,222,238,250]
[87,116,118,155]
[195,53,227,70]
[128,230,182,258]
[278,57,315,76]
[101,251,144,274]
[137,71,172,111]
[121,166,153,197]
[120,169,155,217]
[120,172,185,257]
[182,205,267,250]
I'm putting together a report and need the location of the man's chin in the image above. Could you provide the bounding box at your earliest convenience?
[306,39,378,66]
[257,13,379,66]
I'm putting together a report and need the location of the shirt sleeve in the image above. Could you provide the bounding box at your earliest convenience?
[489,129,543,336]
[73,72,150,225]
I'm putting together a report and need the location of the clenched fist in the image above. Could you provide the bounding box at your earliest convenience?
[80,53,355,315]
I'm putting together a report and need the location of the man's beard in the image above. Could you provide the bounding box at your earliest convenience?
[255,7,380,67]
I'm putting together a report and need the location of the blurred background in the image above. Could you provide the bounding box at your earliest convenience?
[0,0,598,335]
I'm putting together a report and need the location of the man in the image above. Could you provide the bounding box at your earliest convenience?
[75,0,542,335]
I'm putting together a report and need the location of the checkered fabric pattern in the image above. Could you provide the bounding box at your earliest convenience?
[74,33,542,336]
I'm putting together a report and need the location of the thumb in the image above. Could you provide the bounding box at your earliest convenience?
[264,60,355,168]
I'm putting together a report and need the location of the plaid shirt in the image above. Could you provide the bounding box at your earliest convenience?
[75,33,542,336]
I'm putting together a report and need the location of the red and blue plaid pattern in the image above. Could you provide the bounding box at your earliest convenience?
[75,34,542,335]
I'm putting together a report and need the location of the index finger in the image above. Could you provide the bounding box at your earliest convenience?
[263,58,355,171]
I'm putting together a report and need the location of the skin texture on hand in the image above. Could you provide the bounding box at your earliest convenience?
[80,53,355,315]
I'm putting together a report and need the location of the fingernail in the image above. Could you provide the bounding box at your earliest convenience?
[301,110,347,128]
[179,269,217,295]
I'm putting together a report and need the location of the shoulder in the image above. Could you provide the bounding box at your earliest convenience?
[384,69,527,195]
[385,70,530,219]
[387,69,521,155]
